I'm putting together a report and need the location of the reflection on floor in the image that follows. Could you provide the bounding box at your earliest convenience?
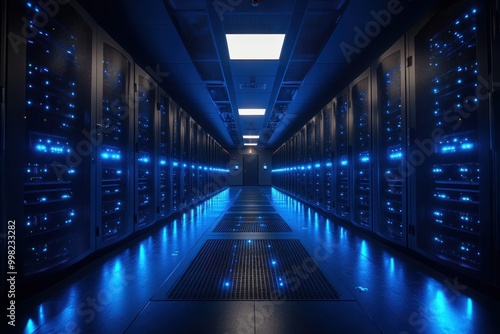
[16,187,500,334]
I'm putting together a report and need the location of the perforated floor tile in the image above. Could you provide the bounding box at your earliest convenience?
[167,239,339,300]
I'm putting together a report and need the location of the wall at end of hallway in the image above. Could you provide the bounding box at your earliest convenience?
[228,148,272,186]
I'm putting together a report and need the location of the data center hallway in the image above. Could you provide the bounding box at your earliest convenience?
[16,187,500,334]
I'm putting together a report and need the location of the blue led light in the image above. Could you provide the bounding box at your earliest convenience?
[389,152,403,160]
[160,160,167,165]
[461,143,473,150]
[340,160,348,166]
[173,161,179,167]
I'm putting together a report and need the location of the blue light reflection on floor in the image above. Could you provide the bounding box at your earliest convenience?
[268,187,497,334]
[18,189,235,334]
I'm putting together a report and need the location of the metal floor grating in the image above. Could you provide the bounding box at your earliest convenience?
[213,214,292,233]
[167,239,339,300]
[228,205,276,212]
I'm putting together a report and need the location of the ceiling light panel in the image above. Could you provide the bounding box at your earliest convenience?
[226,34,285,60]
[238,108,266,116]
[244,143,258,146]
[243,135,260,139]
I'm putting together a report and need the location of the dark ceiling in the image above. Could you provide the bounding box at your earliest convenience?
[80,0,436,150]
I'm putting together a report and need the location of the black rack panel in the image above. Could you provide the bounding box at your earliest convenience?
[413,2,482,270]
[23,1,92,275]
[136,73,156,227]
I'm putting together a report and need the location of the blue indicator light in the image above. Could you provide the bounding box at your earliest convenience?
[341,160,348,166]
[461,143,473,150]
[389,152,403,160]
[160,160,167,165]
[314,163,321,168]
[326,162,333,168]
[173,162,179,167]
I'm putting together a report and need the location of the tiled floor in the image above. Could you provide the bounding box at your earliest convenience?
[15,187,500,334]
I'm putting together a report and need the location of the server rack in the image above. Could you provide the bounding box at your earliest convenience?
[6,0,96,274]
[300,129,307,198]
[181,111,190,207]
[158,88,171,218]
[313,114,323,206]
[408,0,493,281]
[306,122,314,203]
[135,66,158,229]
[350,69,372,229]
[96,29,134,247]
[372,37,407,244]
[171,102,181,212]
[334,89,350,219]
[322,103,334,212]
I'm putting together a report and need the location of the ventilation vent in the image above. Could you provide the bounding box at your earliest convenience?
[240,82,267,90]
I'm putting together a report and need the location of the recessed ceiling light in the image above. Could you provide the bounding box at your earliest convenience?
[226,34,285,60]
[243,135,260,139]
[244,143,258,146]
[239,109,266,116]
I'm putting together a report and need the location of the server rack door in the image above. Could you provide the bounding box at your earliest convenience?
[8,1,96,275]
[306,122,314,203]
[170,103,180,212]
[350,69,372,229]
[334,90,350,219]
[323,103,334,212]
[199,125,204,198]
[300,128,307,198]
[314,113,323,206]
[135,66,158,229]
[372,37,407,244]
[292,135,298,194]
[96,29,134,247]
[158,89,171,218]
[181,113,190,206]
[408,0,492,280]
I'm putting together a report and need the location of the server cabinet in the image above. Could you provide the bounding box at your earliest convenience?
[300,128,307,198]
[293,134,299,195]
[96,29,134,246]
[7,1,95,274]
[313,114,323,206]
[191,122,199,202]
[409,0,492,280]
[197,125,204,200]
[322,103,334,212]
[181,112,190,207]
[306,122,314,203]
[334,89,350,219]
[171,102,181,212]
[158,88,171,218]
[372,37,407,244]
[350,69,372,229]
[135,66,158,229]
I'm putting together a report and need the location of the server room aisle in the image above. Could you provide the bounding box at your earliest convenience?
[15,187,500,334]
